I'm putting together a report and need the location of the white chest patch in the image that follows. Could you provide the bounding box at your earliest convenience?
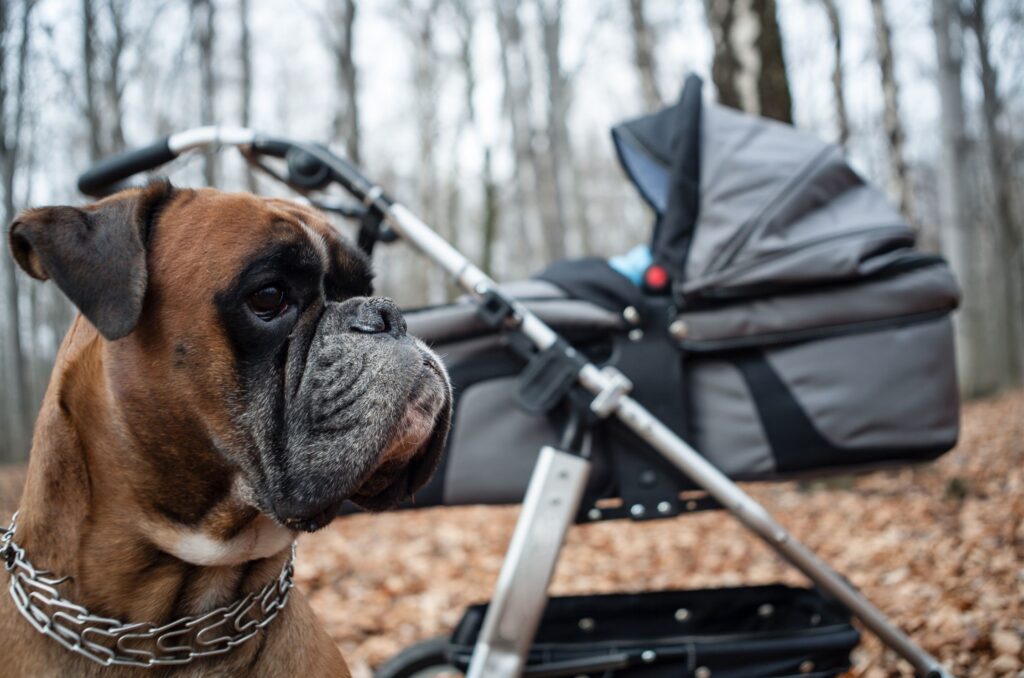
[146,514,294,567]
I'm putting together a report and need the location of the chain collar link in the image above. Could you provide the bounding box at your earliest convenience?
[2,511,296,669]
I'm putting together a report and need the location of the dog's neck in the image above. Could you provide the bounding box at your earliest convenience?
[12,318,293,625]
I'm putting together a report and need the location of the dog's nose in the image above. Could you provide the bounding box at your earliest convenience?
[274,495,343,533]
[348,298,407,339]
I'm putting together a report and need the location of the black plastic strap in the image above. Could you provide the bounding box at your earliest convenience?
[516,338,589,416]
[475,288,518,329]
[356,207,386,256]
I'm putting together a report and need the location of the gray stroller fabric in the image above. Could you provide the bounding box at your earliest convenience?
[683,105,915,297]
[677,262,960,350]
[402,81,961,508]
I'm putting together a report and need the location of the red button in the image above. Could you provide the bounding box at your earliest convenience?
[644,265,669,289]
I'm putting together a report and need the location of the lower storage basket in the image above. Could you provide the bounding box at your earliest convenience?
[448,585,859,677]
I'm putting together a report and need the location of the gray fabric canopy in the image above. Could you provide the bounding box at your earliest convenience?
[612,78,920,302]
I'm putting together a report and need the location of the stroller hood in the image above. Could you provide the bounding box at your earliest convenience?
[612,76,916,301]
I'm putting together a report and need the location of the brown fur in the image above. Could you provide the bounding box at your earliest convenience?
[0,189,377,676]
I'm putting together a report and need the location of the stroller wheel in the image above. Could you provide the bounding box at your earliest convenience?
[374,636,460,678]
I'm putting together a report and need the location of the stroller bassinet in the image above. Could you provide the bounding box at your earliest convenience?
[405,75,960,512]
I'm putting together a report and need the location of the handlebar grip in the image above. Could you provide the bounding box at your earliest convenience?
[77,137,176,197]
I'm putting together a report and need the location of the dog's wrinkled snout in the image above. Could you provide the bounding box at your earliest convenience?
[269,296,449,530]
[347,298,406,339]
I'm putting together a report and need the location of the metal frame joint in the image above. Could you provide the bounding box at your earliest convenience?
[589,367,633,418]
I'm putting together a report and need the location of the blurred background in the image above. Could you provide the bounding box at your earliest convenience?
[0,0,1021,462]
[1,2,1022,675]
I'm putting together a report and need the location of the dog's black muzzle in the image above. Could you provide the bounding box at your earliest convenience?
[267,297,451,532]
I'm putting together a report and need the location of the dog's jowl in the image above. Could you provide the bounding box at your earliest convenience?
[1,183,451,677]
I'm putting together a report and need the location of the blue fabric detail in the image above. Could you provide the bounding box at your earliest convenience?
[613,137,670,214]
[608,245,653,286]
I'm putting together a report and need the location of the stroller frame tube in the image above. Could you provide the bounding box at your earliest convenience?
[465,446,591,678]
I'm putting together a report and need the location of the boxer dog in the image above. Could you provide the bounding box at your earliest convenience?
[0,181,451,676]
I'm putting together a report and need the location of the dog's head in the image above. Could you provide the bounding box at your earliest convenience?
[8,182,451,532]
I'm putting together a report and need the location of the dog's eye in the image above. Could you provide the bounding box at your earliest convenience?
[247,286,288,320]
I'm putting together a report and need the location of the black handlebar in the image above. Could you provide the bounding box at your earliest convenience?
[75,135,374,200]
[77,137,176,197]
[75,131,399,254]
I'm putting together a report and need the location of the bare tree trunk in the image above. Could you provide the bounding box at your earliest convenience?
[18,130,49,411]
[754,0,790,123]
[933,0,995,397]
[104,0,128,153]
[448,0,487,278]
[396,0,443,304]
[964,0,1024,387]
[705,0,745,112]
[326,0,360,165]
[450,0,499,276]
[82,0,103,162]
[628,0,662,111]
[481,148,498,275]
[412,0,439,271]
[870,0,913,220]
[495,0,542,271]
[820,0,848,150]
[452,0,476,127]
[79,0,133,165]
[192,0,217,186]
[536,0,576,262]
[239,0,257,192]
[0,0,35,462]
[703,0,793,123]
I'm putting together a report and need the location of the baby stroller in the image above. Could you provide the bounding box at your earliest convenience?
[77,75,960,677]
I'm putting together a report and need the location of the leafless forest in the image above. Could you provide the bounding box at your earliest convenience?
[0,0,1022,463]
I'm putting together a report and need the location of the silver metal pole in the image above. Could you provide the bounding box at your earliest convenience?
[382,204,952,678]
[465,447,591,678]
[167,126,257,154]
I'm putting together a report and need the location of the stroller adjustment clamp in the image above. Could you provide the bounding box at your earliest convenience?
[76,76,957,677]
[475,283,633,424]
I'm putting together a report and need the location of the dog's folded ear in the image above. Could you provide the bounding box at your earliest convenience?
[8,181,175,340]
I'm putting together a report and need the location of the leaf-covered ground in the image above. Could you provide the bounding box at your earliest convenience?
[295,390,1023,677]
[1,391,1020,676]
